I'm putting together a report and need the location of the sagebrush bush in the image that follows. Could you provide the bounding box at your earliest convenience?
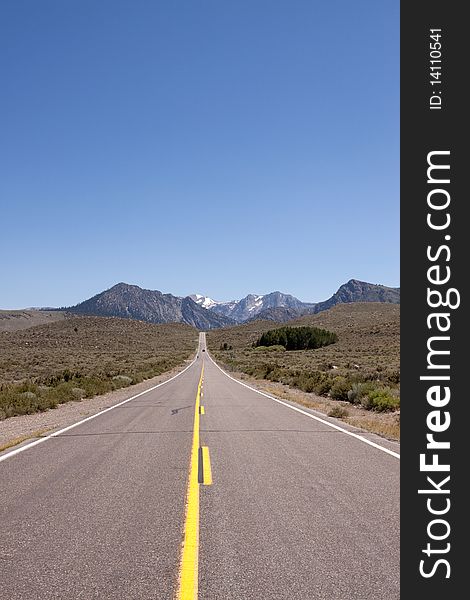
[361,388,400,412]
[347,382,376,404]
[112,375,133,385]
[71,387,86,400]
[0,358,191,420]
[328,405,349,418]
[329,377,351,401]
[291,371,334,395]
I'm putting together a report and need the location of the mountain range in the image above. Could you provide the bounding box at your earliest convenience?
[60,279,399,330]
[190,291,316,323]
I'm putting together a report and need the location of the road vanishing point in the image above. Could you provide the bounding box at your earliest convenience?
[0,332,399,599]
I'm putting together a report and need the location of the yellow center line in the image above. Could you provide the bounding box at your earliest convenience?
[201,446,212,486]
[177,362,204,600]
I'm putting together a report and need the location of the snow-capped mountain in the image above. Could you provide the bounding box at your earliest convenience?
[189,294,222,309]
[196,291,316,324]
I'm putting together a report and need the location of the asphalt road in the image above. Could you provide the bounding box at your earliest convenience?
[0,332,399,599]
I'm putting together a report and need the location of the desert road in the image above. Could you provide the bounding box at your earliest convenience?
[0,332,399,599]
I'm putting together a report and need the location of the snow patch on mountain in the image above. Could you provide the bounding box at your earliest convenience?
[189,294,222,309]
[248,296,265,311]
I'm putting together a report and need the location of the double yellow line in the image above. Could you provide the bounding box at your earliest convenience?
[177,363,212,600]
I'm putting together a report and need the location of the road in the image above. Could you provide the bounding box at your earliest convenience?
[0,332,399,599]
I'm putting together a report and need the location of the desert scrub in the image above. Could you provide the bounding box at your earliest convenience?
[327,405,349,419]
[71,387,86,400]
[359,387,399,412]
[346,381,400,412]
[288,370,334,395]
[0,361,182,419]
[329,376,351,401]
[252,345,286,353]
[0,317,197,420]
[348,382,372,404]
[112,375,133,385]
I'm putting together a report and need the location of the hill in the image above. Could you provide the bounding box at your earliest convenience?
[0,310,66,332]
[312,279,400,314]
[246,306,305,323]
[209,303,399,369]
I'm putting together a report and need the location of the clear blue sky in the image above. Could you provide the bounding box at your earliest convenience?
[1,0,399,308]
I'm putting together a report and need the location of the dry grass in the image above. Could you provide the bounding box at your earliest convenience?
[344,415,400,440]
[0,316,198,419]
[0,429,50,453]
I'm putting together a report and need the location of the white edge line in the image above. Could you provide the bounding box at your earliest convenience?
[204,344,400,460]
[0,355,199,464]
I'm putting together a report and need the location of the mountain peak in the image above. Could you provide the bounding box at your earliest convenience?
[109,282,141,292]
[314,280,400,312]
[189,294,221,309]
[64,284,234,329]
